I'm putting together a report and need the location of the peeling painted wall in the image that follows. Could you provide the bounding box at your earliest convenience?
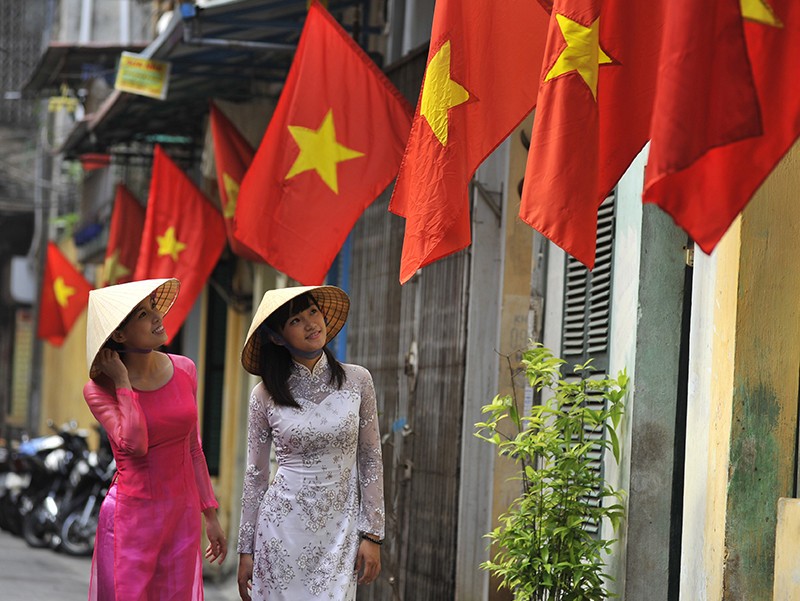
[679,219,739,601]
[680,141,800,600]
[614,148,688,601]
[723,141,800,600]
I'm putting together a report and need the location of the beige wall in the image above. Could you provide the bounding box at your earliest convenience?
[40,309,96,440]
[723,141,800,599]
[773,498,800,600]
[685,216,740,599]
[206,263,282,576]
[681,140,800,600]
[487,114,537,601]
[39,241,96,444]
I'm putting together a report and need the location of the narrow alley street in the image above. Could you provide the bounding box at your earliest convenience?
[0,528,239,600]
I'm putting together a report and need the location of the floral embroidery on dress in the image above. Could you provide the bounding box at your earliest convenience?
[262,473,293,526]
[254,537,296,592]
[298,542,341,595]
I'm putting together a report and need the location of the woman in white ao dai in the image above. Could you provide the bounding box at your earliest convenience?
[236,286,384,601]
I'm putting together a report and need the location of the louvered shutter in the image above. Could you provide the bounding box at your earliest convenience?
[560,193,616,535]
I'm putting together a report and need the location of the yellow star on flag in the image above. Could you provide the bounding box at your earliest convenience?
[157,226,187,262]
[741,0,782,27]
[545,14,614,100]
[420,40,470,147]
[222,173,239,218]
[53,277,76,308]
[103,249,131,286]
[286,109,364,194]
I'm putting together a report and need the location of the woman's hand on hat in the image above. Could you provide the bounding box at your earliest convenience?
[95,348,131,389]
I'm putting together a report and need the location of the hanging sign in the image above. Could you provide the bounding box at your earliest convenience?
[48,83,79,113]
[114,52,171,100]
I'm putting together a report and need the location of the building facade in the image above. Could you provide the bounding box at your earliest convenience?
[5,1,800,599]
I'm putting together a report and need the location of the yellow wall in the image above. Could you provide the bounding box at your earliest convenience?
[723,141,800,599]
[773,498,800,601]
[207,263,281,575]
[702,216,741,598]
[698,141,800,599]
[208,305,250,566]
[40,309,96,440]
[39,240,96,443]
[488,114,536,601]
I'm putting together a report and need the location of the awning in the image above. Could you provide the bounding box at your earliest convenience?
[59,0,373,158]
[22,42,147,94]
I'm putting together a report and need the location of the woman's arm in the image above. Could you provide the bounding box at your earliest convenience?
[84,351,148,456]
[191,425,226,564]
[356,368,385,539]
[237,553,254,601]
[189,422,219,510]
[355,537,381,585]
[355,368,385,584]
[180,356,220,511]
[237,386,273,555]
[176,355,226,563]
[203,507,227,564]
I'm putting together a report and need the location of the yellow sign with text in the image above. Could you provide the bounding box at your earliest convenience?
[114,52,171,100]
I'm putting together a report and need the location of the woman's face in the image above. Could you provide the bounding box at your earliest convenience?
[115,300,167,349]
[279,303,327,355]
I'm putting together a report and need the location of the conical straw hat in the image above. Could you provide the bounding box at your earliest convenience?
[86,278,180,378]
[241,285,349,375]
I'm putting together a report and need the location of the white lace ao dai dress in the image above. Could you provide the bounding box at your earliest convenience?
[237,354,385,600]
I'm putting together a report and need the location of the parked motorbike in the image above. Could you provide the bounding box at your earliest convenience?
[0,440,26,535]
[58,426,115,556]
[19,421,89,549]
[0,432,64,537]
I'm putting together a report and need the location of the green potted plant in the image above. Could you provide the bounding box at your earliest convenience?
[475,343,628,600]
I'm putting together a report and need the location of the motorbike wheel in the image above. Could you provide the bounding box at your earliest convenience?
[22,503,52,548]
[60,509,96,556]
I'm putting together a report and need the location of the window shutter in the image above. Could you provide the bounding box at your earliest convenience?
[562,194,615,363]
[560,192,616,535]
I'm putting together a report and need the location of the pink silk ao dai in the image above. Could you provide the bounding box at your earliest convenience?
[83,354,218,601]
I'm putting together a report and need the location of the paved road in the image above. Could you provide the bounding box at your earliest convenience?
[0,528,240,600]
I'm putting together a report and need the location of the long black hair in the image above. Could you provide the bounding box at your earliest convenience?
[257,293,346,408]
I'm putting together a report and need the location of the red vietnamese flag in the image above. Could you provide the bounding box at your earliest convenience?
[102,183,145,286]
[645,0,761,189]
[520,0,665,268]
[133,145,226,341]
[390,0,550,283]
[644,0,800,253]
[235,1,413,285]
[38,241,93,346]
[209,103,263,262]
